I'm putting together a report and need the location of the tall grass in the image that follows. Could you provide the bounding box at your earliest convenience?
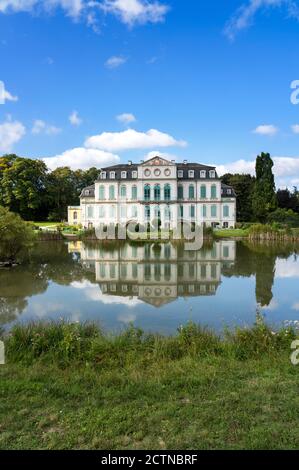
[3,319,296,367]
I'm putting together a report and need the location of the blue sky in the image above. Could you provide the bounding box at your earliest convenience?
[1,0,299,186]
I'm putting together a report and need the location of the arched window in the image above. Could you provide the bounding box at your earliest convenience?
[109,185,115,200]
[154,184,161,201]
[211,184,217,199]
[144,184,150,201]
[178,185,184,200]
[164,184,171,201]
[99,185,105,200]
[120,185,127,198]
[73,211,77,220]
[131,185,137,200]
[223,205,229,217]
[211,205,217,218]
[189,184,195,200]
[200,185,206,199]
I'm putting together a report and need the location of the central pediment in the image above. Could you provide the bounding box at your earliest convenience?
[142,156,174,166]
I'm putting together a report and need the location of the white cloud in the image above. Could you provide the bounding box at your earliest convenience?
[69,110,82,126]
[0,0,84,17]
[217,155,299,188]
[116,113,136,125]
[291,124,299,134]
[71,280,142,307]
[224,0,299,41]
[3,88,18,102]
[144,150,179,161]
[0,118,25,152]
[42,147,120,170]
[100,0,169,26]
[85,128,187,152]
[0,0,169,31]
[32,119,61,135]
[275,258,299,278]
[105,55,127,69]
[253,124,278,136]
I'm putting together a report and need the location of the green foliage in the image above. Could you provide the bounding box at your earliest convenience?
[0,156,48,220]
[252,152,277,221]
[0,206,35,262]
[267,208,299,227]
[222,173,256,221]
[0,155,100,221]
[4,320,297,367]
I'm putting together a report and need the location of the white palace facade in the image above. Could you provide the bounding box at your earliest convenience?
[68,156,236,229]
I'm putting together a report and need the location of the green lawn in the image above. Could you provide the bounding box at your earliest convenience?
[214,229,249,238]
[0,322,298,450]
[32,222,59,228]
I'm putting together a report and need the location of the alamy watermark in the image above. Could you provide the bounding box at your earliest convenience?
[94,220,204,251]
[290,80,299,105]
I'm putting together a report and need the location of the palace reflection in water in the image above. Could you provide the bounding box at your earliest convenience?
[73,241,236,307]
[1,240,299,333]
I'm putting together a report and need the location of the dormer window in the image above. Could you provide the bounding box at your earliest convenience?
[132,171,137,178]
[101,171,106,179]
[121,171,127,179]
[110,171,115,179]
[178,170,184,178]
[200,170,206,178]
[209,170,216,178]
[188,170,194,178]
[85,190,90,196]
[227,189,232,195]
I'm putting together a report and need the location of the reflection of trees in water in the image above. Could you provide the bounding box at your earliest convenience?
[222,241,298,307]
[0,242,92,325]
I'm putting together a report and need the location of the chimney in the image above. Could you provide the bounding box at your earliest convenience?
[183,160,188,165]
[140,160,144,164]
[128,160,132,166]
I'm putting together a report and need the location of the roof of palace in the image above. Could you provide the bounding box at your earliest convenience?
[80,184,95,198]
[95,157,219,181]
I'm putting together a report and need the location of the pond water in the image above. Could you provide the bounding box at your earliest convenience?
[1,240,299,334]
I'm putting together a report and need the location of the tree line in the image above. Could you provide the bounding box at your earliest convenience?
[1,152,299,225]
[0,154,101,221]
[222,152,299,226]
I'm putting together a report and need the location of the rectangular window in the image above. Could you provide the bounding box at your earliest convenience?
[120,205,127,218]
[202,205,207,218]
[121,171,127,179]
[200,170,206,178]
[188,170,194,178]
[190,205,195,218]
[180,205,184,218]
[99,206,105,218]
[178,170,184,178]
[209,170,216,178]
[110,172,115,179]
[132,171,138,178]
[211,205,217,218]
[87,206,94,218]
[101,172,106,179]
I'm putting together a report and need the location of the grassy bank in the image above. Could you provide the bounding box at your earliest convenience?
[1,321,299,450]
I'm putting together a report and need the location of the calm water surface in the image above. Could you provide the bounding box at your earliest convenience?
[1,240,299,334]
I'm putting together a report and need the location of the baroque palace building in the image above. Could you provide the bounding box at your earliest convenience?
[68,156,236,229]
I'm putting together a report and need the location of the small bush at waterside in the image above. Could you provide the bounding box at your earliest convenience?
[267,208,299,228]
[0,207,35,262]
[4,320,297,366]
